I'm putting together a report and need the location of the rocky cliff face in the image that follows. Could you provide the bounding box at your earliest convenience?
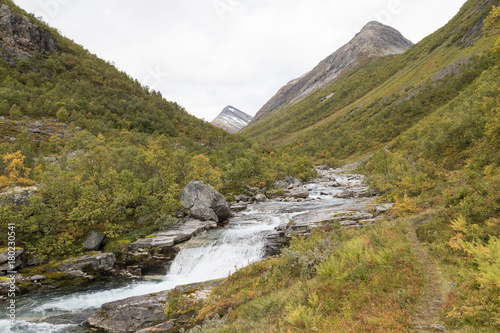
[211,105,253,133]
[249,21,413,125]
[0,4,58,61]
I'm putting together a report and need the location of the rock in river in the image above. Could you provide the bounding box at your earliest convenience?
[87,290,170,333]
[126,219,217,274]
[180,180,231,222]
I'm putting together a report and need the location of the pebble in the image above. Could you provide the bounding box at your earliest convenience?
[431,324,447,331]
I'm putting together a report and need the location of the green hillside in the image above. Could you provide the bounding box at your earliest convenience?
[242,0,499,165]
[181,1,500,332]
[0,0,314,257]
[1,0,500,331]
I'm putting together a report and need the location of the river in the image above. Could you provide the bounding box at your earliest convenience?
[1,172,372,332]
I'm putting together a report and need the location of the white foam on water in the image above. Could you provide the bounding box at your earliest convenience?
[12,182,347,332]
[24,213,283,318]
[0,319,76,333]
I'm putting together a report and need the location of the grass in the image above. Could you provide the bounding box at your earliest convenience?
[186,221,424,332]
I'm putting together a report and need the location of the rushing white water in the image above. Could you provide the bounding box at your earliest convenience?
[1,178,356,333]
[1,205,292,333]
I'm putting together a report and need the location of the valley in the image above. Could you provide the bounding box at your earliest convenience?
[1,0,500,332]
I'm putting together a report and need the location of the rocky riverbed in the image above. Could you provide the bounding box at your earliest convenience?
[1,166,392,332]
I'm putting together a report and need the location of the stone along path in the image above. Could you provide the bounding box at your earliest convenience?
[406,218,448,332]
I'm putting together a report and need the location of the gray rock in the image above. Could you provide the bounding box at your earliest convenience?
[255,194,267,202]
[126,266,142,277]
[275,180,288,190]
[127,219,217,273]
[136,321,174,333]
[190,206,218,222]
[26,254,48,266]
[130,219,217,250]
[0,249,23,265]
[335,190,356,199]
[45,252,115,275]
[231,203,247,212]
[431,324,447,332]
[0,256,22,272]
[87,290,170,333]
[0,4,58,60]
[292,208,373,226]
[240,194,253,203]
[180,180,231,222]
[83,230,106,251]
[288,189,309,199]
[374,203,394,215]
[30,275,46,281]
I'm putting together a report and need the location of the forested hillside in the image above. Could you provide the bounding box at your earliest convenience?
[180,1,500,332]
[2,0,500,331]
[188,0,500,332]
[0,0,315,258]
[242,0,499,166]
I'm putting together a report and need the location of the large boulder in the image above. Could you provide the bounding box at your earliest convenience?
[87,279,225,333]
[44,252,116,276]
[0,249,24,273]
[179,180,231,222]
[83,230,106,251]
[286,189,309,199]
[87,290,170,333]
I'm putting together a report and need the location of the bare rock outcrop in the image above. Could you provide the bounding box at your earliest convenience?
[87,290,170,333]
[0,4,58,61]
[249,21,413,125]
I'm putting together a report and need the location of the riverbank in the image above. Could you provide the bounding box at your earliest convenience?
[2,167,388,332]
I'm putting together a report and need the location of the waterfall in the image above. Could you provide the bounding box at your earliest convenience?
[1,178,352,333]
[1,209,284,333]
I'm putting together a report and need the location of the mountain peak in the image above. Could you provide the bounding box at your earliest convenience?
[353,21,413,57]
[211,106,253,133]
[249,22,413,125]
[362,21,386,30]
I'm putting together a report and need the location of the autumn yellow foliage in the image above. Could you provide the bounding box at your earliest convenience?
[0,151,36,188]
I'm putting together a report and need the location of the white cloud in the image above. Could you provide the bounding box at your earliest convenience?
[16,0,466,121]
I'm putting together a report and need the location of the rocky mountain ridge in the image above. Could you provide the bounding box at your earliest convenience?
[0,4,58,62]
[211,105,253,133]
[249,21,413,125]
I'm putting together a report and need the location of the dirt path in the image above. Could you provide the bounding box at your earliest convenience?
[406,220,448,332]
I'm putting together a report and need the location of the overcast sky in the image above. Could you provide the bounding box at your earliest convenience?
[16,0,466,121]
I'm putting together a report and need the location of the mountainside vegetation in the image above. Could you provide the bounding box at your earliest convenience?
[241,0,499,166]
[173,1,500,332]
[0,0,315,258]
[1,0,500,332]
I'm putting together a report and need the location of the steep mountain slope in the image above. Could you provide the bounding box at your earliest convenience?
[0,0,226,143]
[242,0,499,165]
[180,4,500,332]
[248,21,413,125]
[211,105,253,133]
[0,0,316,260]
